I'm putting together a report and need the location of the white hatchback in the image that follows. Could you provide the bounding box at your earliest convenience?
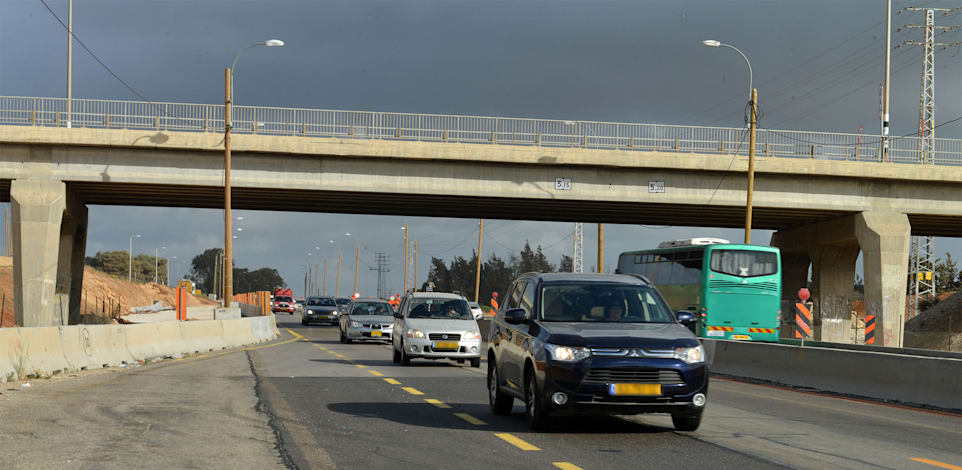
[392,292,482,368]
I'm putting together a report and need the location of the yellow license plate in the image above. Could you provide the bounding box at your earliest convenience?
[370,330,382,337]
[731,334,751,340]
[318,315,329,320]
[433,341,459,350]
[609,383,662,396]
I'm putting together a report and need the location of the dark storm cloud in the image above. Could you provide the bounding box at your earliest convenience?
[1,0,959,295]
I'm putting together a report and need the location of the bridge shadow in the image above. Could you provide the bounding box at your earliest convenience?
[325,401,672,434]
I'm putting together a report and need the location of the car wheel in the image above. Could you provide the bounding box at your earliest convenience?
[525,365,551,430]
[488,360,513,415]
[671,412,703,432]
[470,358,481,368]
[400,340,411,366]
[393,345,402,364]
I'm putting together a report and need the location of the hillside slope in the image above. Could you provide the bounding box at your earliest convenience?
[0,256,217,327]
[904,290,962,352]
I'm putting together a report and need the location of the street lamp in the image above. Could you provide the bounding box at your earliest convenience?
[330,240,343,297]
[128,234,140,281]
[154,245,166,284]
[345,232,360,298]
[168,256,177,287]
[224,39,284,307]
[702,39,758,244]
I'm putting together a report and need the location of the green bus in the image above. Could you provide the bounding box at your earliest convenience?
[616,239,782,342]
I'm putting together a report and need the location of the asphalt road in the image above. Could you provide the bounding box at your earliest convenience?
[258,315,962,470]
[2,314,959,470]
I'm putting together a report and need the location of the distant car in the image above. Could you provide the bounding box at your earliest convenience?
[272,294,295,315]
[295,300,305,313]
[392,292,482,368]
[339,300,395,343]
[487,272,707,431]
[467,301,484,320]
[302,297,339,326]
[335,297,352,315]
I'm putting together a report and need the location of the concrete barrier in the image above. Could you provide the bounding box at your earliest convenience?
[704,339,962,411]
[0,316,279,382]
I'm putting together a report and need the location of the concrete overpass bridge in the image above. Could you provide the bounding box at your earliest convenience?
[0,96,960,347]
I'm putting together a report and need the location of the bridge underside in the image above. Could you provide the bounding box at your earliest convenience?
[0,180,956,236]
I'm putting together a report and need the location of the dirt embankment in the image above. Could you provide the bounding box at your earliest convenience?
[904,290,962,352]
[0,256,217,327]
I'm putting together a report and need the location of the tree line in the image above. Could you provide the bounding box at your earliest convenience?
[85,251,168,283]
[187,248,286,295]
[422,241,572,305]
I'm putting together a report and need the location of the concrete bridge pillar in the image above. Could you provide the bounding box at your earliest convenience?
[771,211,910,347]
[11,179,87,327]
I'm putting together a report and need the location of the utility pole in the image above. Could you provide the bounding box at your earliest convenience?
[66,0,73,127]
[881,0,892,161]
[354,245,360,297]
[898,6,960,318]
[413,240,419,292]
[573,223,583,273]
[403,224,409,293]
[597,223,604,273]
[323,259,327,296]
[336,252,342,297]
[370,253,391,300]
[475,219,483,302]
[223,68,233,308]
[745,87,758,244]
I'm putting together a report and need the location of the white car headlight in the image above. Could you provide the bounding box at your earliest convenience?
[462,331,481,341]
[307,309,314,314]
[545,343,591,362]
[350,321,359,328]
[406,329,425,339]
[674,345,705,364]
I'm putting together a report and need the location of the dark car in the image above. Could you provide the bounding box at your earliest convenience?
[302,296,340,326]
[486,273,706,431]
[335,297,352,315]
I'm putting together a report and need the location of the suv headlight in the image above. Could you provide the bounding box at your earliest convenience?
[462,331,481,341]
[406,329,425,339]
[545,343,591,362]
[307,309,314,314]
[674,345,705,364]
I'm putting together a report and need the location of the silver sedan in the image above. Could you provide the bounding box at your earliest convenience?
[339,300,395,344]
[392,293,482,368]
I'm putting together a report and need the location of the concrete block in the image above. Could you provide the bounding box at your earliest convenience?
[221,318,257,348]
[124,321,183,360]
[179,320,227,354]
[15,326,71,376]
[214,307,241,320]
[0,328,24,380]
[72,324,134,368]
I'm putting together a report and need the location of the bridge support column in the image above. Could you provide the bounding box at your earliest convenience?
[770,211,909,346]
[11,179,87,327]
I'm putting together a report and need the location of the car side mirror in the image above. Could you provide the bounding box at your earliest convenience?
[676,310,696,329]
[393,311,403,319]
[504,308,529,325]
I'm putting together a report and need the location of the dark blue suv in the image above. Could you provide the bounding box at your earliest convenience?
[487,273,707,431]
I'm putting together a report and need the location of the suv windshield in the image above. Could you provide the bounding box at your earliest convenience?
[275,296,293,303]
[540,284,674,323]
[351,302,393,316]
[335,298,351,305]
[407,298,471,320]
[307,298,336,307]
[710,250,777,277]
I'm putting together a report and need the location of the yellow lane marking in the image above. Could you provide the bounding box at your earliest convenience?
[401,387,424,396]
[910,458,962,470]
[327,351,337,354]
[453,413,487,425]
[367,370,385,377]
[553,463,585,470]
[383,378,401,385]
[424,399,451,409]
[494,433,541,451]
[355,364,368,369]
[284,328,306,340]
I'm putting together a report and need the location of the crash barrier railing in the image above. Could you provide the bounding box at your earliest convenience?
[703,338,962,411]
[0,316,278,382]
[1,96,960,166]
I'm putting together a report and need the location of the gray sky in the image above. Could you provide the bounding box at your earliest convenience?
[1,0,960,297]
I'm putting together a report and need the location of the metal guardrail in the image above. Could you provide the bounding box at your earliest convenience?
[1,96,960,166]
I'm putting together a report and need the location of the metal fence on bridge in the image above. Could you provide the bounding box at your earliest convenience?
[1,96,960,166]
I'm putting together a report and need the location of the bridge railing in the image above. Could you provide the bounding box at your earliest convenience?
[1,96,959,166]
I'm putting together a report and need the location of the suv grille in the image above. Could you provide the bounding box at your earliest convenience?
[428,333,461,341]
[584,368,684,385]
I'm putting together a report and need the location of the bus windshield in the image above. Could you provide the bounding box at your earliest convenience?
[710,250,777,277]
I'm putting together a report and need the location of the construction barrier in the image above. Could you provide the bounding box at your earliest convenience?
[233,291,272,316]
[795,302,813,339]
[865,315,876,344]
[0,316,279,382]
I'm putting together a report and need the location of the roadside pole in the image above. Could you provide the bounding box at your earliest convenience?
[224,68,233,307]
[744,88,758,244]
[475,219,483,302]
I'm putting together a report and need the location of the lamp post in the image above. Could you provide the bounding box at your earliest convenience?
[168,256,177,287]
[345,232,360,298]
[154,245,166,284]
[224,39,284,307]
[702,39,757,244]
[128,234,140,281]
[330,240,342,297]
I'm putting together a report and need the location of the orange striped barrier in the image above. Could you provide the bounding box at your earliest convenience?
[707,326,734,332]
[795,302,812,339]
[748,328,776,333]
[865,315,876,344]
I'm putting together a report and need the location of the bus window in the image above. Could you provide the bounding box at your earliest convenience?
[710,250,777,277]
